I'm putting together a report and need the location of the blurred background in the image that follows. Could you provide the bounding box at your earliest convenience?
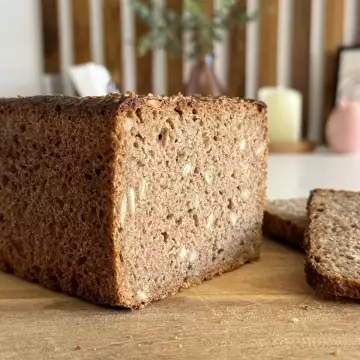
[1,0,360,149]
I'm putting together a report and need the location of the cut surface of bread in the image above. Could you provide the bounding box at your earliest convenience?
[305,189,360,299]
[0,93,268,308]
[263,198,307,249]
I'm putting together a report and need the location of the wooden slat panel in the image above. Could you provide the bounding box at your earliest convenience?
[41,0,60,73]
[290,0,311,138]
[258,0,279,87]
[322,0,345,141]
[199,0,214,57]
[72,0,91,64]
[103,0,122,88]
[199,0,214,16]
[356,1,360,43]
[167,0,183,95]
[135,8,152,94]
[228,0,247,97]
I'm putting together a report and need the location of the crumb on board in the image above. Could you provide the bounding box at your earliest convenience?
[291,317,299,323]
[329,349,339,356]
[179,344,183,348]
[300,304,309,310]
[74,345,82,351]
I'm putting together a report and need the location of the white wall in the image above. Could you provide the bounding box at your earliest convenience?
[0,0,43,97]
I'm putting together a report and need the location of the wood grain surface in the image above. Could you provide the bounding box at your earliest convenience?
[228,0,247,97]
[322,0,345,142]
[135,14,152,94]
[103,0,122,88]
[290,0,311,139]
[72,0,92,65]
[258,0,279,87]
[41,0,60,73]
[1,238,360,359]
[166,0,183,96]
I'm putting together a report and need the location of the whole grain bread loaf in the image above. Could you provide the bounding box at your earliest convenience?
[0,93,268,308]
[263,198,307,249]
[305,189,360,299]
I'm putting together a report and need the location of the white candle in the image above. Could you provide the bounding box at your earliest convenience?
[258,87,303,143]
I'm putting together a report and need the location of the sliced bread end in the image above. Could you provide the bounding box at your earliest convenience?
[305,189,360,299]
[263,198,307,249]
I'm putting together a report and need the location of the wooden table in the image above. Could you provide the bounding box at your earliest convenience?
[2,237,360,360]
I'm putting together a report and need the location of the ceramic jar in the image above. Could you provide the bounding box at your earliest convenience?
[326,100,360,153]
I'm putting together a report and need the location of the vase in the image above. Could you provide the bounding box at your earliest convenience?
[326,100,360,153]
[185,54,223,96]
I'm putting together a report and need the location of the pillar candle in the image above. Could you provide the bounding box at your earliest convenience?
[258,87,303,143]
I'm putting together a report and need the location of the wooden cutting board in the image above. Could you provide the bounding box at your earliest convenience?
[1,238,360,360]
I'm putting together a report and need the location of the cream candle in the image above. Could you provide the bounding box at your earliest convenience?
[258,87,303,143]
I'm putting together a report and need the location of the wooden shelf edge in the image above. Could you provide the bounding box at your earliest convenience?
[269,140,316,153]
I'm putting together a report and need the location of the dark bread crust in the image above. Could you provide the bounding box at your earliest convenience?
[305,257,360,299]
[0,95,123,306]
[0,93,267,308]
[304,189,360,299]
[263,210,304,250]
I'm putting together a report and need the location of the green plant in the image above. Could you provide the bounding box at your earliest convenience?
[132,0,257,60]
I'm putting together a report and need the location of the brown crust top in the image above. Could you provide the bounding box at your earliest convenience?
[304,188,360,299]
[0,93,266,111]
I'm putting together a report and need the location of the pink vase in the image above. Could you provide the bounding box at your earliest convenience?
[326,100,360,153]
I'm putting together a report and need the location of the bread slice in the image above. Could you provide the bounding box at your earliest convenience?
[263,198,307,249]
[0,93,268,308]
[305,189,360,298]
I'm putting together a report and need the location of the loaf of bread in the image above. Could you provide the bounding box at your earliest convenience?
[0,93,268,308]
[263,198,307,249]
[305,189,360,299]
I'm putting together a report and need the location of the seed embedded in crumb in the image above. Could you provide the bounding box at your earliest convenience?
[179,247,188,261]
[128,188,136,215]
[135,291,148,302]
[147,99,160,107]
[203,171,213,185]
[139,179,148,200]
[203,133,210,146]
[239,138,246,151]
[188,251,198,263]
[167,118,175,129]
[123,117,133,132]
[124,90,135,97]
[161,129,169,147]
[181,163,193,178]
[206,213,215,231]
[193,195,200,209]
[119,193,127,227]
[256,145,265,156]
[229,211,238,225]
